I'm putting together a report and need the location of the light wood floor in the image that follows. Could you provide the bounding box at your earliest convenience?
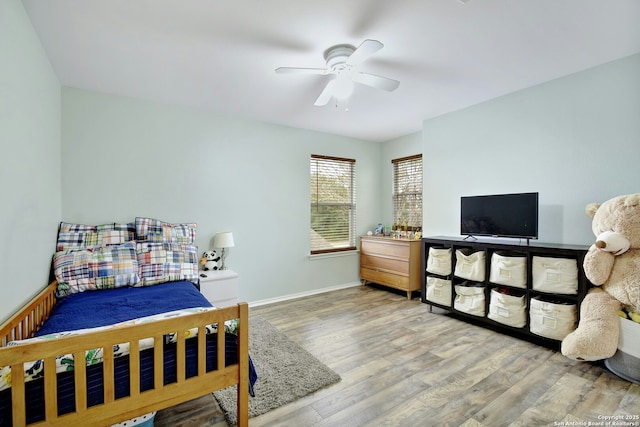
[156,284,640,427]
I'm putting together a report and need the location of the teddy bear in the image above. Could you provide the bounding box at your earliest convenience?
[199,250,220,271]
[561,193,640,361]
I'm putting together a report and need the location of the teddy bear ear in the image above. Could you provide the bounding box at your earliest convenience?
[585,203,600,219]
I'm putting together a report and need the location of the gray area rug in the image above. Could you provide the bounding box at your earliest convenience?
[213,316,341,425]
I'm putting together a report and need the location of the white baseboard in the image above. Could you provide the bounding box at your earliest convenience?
[248,281,362,307]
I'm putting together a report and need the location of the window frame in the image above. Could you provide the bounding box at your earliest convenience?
[310,154,357,255]
[392,154,423,230]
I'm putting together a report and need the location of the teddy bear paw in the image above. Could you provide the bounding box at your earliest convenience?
[561,329,618,362]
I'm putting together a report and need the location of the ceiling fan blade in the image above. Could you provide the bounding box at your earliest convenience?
[346,39,383,66]
[275,67,329,75]
[314,80,336,106]
[352,72,400,91]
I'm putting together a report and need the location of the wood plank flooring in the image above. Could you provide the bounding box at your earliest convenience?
[155,284,640,427]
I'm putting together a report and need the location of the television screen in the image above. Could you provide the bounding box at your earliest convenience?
[461,192,539,240]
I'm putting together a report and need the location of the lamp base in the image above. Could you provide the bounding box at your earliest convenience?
[219,248,228,270]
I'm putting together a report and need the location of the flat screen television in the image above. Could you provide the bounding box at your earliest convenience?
[460,192,539,240]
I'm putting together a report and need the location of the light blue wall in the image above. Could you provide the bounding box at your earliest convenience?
[61,88,383,303]
[0,0,61,322]
[421,54,640,245]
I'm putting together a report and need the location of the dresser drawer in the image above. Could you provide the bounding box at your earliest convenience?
[360,254,409,275]
[360,267,411,290]
[361,239,410,259]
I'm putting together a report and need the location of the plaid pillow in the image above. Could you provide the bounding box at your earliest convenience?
[136,242,199,286]
[53,242,140,296]
[57,222,136,251]
[135,217,196,244]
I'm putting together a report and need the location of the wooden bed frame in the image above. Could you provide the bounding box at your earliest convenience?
[0,281,249,427]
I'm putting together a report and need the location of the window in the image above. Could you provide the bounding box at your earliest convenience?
[310,155,356,254]
[392,154,423,230]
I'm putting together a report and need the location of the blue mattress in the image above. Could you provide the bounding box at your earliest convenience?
[0,281,257,426]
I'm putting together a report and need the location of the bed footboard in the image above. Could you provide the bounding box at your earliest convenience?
[0,298,249,427]
[0,282,57,346]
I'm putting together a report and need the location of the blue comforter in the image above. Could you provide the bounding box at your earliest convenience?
[36,280,211,335]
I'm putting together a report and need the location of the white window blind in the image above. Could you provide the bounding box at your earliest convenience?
[392,154,423,229]
[310,154,356,254]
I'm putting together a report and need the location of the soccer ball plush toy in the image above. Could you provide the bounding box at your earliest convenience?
[561,193,640,361]
[200,250,220,271]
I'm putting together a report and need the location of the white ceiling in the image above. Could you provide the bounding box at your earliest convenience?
[22,0,640,142]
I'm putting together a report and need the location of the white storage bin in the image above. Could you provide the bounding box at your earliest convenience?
[454,283,486,317]
[532,256,578,295]
[529,297,577,340]
[489,252,527,288]
[488,288,526,328]
[426,247,452,276]
[426,276,452,307]
[454,249,486,282]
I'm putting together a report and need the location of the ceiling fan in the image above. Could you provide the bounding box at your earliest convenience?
[275,39,400,106]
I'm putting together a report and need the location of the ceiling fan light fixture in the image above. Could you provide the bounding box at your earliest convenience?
[333,73,354,100]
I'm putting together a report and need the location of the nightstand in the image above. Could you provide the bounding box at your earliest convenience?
[198,269,239,307]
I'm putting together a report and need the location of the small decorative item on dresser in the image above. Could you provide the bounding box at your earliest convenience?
[200,250,220,271]
[213,231,235,270]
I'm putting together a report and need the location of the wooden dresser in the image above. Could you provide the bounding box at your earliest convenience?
[359,236,421,299]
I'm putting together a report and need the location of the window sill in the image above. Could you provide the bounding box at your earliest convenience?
[308,250,359,260]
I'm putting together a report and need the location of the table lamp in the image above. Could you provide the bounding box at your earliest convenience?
[213,231,235,270]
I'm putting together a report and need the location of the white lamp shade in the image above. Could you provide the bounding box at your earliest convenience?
[213,231,235,248]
